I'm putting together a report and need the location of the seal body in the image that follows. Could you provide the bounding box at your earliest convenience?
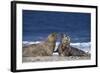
[58,34,87,56]
[23,33,57,57]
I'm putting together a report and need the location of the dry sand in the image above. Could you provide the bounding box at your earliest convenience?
[22,53,91,63]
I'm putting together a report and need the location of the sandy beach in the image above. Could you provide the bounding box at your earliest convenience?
[22,53,91,63]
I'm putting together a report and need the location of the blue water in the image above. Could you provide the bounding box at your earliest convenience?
[23,10,91,43]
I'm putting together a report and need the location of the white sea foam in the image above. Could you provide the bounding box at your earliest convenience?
[23,41,40,46]
[23,41,91,53]
[70,42,91,53]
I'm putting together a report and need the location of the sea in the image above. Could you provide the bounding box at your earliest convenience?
[22,10,91,53]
